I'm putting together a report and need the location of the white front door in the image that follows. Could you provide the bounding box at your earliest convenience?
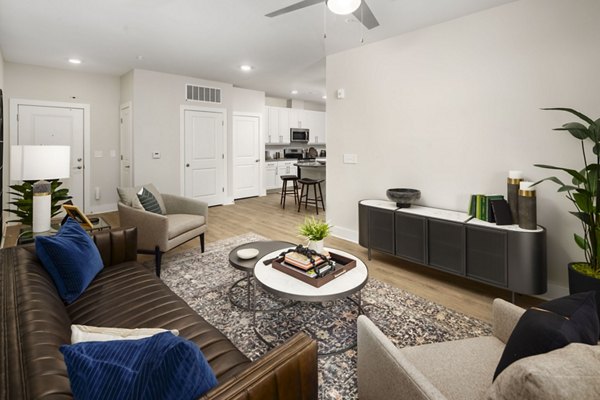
[233,115,260,199]
[183,109,225,206]
[16,104,85,208]
[120,104,133,187]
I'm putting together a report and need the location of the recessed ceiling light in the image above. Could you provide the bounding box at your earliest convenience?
[291,90,299,95]
[240,65,253,72]
[322,95,327,99]
[68,58,82,65]
[136,55,144,60]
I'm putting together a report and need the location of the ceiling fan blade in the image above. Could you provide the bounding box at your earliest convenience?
[265,0,324,18]
[352,1,379,30]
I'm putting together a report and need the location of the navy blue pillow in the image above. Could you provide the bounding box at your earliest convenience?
[35,217,104,304]
[60,332,218,400]
[494,291,599,380]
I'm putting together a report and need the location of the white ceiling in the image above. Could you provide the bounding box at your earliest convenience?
[0,0,516,103]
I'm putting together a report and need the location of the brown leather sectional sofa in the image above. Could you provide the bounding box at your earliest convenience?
[0,227,318,399]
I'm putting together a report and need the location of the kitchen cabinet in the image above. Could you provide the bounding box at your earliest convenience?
[265,106,326,145]
[265,162,278,190]
[289,109,306,129]
[278,161,297,177]
[358,201,547,295]
[307,111,326,145]
[266,107,290,144]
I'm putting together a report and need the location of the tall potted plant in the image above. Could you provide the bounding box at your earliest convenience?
[5,179,71,227]
[534,107,600,307]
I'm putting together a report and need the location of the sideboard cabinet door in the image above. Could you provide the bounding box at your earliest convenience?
[368,208,395,254]
[466,226,507,286]
[428,219,464,275]
[395,213,426,263]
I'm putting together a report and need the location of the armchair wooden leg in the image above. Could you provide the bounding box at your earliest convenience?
[155,246,163,277]
[200,233,205,253]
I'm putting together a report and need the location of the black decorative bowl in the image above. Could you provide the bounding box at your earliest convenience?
[386,188,421,208]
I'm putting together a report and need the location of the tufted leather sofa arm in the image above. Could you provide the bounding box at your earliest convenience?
[202,332,318,400]
[91,226,138,266]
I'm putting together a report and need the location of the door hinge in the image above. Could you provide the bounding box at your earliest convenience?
[120,118,123,123]
[221,121,224,126]
[222,187,225,192]
[222,154,224,159]
[16,113,19,122]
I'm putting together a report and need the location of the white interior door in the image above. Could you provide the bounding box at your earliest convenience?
[16,104,85,208]
[120,104,133,187]
[183,109,224,206]
[233,115,260,199]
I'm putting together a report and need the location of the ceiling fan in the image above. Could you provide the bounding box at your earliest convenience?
[266,0,380,30]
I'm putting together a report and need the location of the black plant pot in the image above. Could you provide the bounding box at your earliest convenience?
[568,263,600,333]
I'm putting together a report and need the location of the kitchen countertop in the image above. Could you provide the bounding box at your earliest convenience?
[294,162,326,168]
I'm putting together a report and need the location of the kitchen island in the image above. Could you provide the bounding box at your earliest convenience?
[294,162,326,205]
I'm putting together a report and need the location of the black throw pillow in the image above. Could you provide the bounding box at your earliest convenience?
[137,187,163,214]
[493,291,599,380]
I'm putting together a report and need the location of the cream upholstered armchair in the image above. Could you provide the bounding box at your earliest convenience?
[117,184,208,277]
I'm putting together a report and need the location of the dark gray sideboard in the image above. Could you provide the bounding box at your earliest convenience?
[358,200,547,295]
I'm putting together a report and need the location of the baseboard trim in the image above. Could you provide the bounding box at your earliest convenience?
[88,203,118,214]
[535,282,569,301]
[331,226,358,243]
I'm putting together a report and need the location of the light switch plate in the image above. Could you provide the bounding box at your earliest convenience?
[94,150,103,158]
[109,149,117,158]
[152,151,161,159]
[343,154,358,164]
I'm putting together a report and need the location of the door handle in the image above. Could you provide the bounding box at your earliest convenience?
[186,163,190,167]
[77,158,82,162]
[255,159,259,162]
[74,166,82,170]
[124,166,130,169]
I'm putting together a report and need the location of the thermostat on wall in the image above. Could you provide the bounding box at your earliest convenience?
[152,151,161,159]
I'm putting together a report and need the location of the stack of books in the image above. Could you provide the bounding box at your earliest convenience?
[468,194,505,223]
[284,251,329,269]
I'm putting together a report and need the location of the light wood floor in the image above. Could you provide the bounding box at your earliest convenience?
[101,193,540,323]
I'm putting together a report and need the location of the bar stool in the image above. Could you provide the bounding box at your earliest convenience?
[279,175,299,209]
[297,178,325,215]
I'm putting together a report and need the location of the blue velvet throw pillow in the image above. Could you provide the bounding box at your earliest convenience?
[493,291,599,380]
[35,217,104,304]
[60,332,218,400]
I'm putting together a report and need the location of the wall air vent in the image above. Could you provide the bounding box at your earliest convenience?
[185,84,222,103]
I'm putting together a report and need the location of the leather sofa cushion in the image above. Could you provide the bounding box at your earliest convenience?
[167,214,206,239]
[66,261,250,382]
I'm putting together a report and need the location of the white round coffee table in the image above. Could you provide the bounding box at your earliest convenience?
[253,247,369,355]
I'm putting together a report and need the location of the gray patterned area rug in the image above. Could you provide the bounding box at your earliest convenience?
[154,233,491,399]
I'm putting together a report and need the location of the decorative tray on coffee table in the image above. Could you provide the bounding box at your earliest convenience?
[271,251,356,288]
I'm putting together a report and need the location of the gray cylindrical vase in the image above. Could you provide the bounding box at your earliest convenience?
[507,178,521,224]
[518,189,537,230]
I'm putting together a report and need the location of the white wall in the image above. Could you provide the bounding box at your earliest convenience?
[4,63,120,213]
[132,69,234,198]
[232,87,265,114]
[120,70,133,104]
[326,0,600,296]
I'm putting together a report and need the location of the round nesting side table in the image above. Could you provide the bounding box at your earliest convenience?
[228,240,294,309]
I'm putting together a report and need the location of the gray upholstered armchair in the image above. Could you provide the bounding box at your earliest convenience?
[117,184,208,276]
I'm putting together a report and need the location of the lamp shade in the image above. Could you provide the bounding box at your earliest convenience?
[11,145,71,181]
[327,0,361,15]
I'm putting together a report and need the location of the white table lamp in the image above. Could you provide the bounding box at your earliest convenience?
[10,145,71,232]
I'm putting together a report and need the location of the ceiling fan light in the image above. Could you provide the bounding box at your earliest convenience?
[327,0,361,15]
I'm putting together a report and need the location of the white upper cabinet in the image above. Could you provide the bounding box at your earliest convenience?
[266,106,291,144]
[307,110,326,145]
[266,106,325,145]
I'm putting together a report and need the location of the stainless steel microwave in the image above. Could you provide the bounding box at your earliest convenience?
[290,128,309,143]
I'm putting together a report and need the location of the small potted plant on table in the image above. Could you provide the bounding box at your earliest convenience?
[298,217,332,254]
